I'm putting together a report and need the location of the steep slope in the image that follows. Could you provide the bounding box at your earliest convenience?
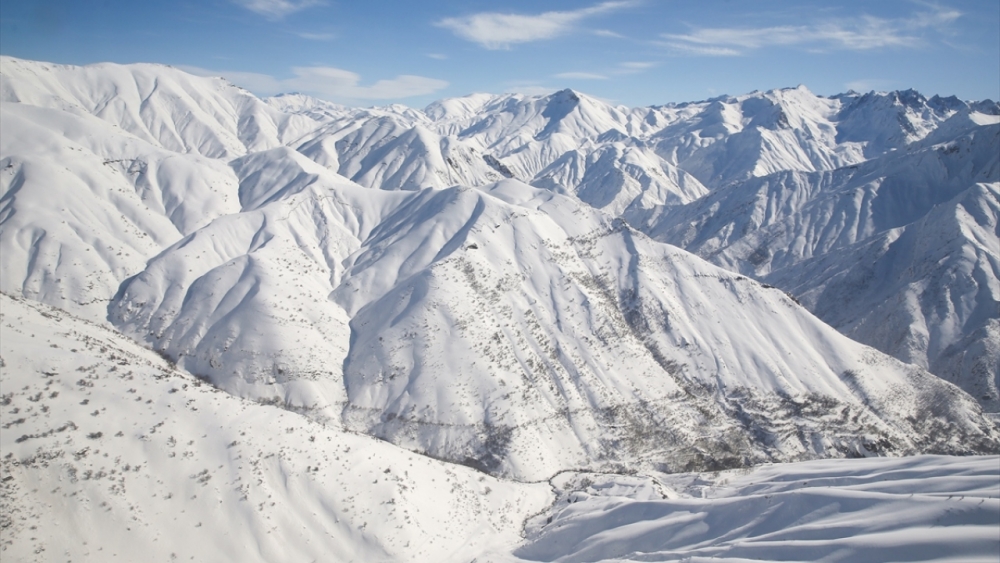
[835,89,974,157]
[650,121,998,272]
[651,121,1000,410]
[0,101,242,322]
[296,112,506,191]
[109,167,1000,480]
[647,86,857,189]
[5,294,996,563]
[3,55,998,484]
[424,86,975,198]
[0,56,342,159]
[772,183,1000,411]
[0,293,552,562]
[108,148,411,417]
[531,143,709,221]
[430,89,632,181]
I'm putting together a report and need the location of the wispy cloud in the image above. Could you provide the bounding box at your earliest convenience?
[619,61,657,70]
[232,0,324,19]
[295,31,335,41]
[660,4,961,56]
[181,65,448,102]
[436,1,635,50]
[593,29,625,39]
[555,72,608,80]
[658,42,743,57]
[427,53,448,60]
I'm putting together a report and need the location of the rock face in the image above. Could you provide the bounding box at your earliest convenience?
[2,57,999,484]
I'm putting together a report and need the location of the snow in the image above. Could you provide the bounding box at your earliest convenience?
[2,55,1000,561]
[498,455,1000,563]
[650,122,999,411]
[5,294,997,562]
[0,293,552,562]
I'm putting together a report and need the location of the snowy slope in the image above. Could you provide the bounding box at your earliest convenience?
[429,89,630,179]
[0,293,552,562]
[0,55,348,159]
[3,55,1000,562]
[108,166,1000,479]
[772,183,1000,412]
[493,455,1000,563]
[651,121,1000,410]
[0,101,243,322]
[423,85,977,195]
[531,143,709,221]
[295,112,507,191]
[3,55,998,479]
[5,293,996,563]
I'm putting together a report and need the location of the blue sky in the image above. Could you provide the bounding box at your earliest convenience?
[1,1,997,108]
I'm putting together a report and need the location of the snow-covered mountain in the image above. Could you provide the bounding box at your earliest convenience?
[0,293,551,562]
[107,166,999,478]
[5,294,995,562]
[2,55,999,560]
[651,115,1000,410]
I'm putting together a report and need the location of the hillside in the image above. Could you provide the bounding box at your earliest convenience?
[1,55,999,561]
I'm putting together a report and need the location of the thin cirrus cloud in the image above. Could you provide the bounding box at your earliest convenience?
[436,1,635,50]
[181,65,448,101]
[231,0,324,19]
[660,5,961,56]
[593,29,626,39]
[295,32,335,41]
[618,61,657,72]
[554,72,608,80]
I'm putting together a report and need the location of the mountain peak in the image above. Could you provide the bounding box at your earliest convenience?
[550,88,582,103]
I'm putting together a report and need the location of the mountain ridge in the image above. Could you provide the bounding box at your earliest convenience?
[2,57,997,481]
[2,54,999,562]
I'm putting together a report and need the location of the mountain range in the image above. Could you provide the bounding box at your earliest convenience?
[1,56,998,561]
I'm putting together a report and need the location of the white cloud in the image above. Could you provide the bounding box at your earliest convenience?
[295,32,335,41]
[593,29,625,39]
[436,1,635,49]
[232,0,324,19]
[661,4,961,55]
[427,53,448,60]
[655,41,744,57]
[554,72,608,80]
[180,65,448,102]
[620,61,657,70]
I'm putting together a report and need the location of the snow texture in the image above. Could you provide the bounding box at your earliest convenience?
[2,55,1000,561]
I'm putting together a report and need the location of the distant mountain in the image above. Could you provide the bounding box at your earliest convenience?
[650,115,999,410]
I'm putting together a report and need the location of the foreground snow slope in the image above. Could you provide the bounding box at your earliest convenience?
[488,455,1000,563]
[0,293,551,562]
[4,293,997,563]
